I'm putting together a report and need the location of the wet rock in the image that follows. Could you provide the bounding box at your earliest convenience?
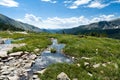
[57,72,70,80]
[9,51,23,56]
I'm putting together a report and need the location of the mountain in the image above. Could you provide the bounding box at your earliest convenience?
[0,14,41,32]
[58,18,120,39]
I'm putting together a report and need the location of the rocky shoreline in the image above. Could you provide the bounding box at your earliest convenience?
[0,51,40,80]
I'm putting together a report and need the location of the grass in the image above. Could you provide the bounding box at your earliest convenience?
[0,31,120,80]
[38,34,120,80]
[0,31,51,54]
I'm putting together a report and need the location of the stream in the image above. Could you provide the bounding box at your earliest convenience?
[20,39,72,80]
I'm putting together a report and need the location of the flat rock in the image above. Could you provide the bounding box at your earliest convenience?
[8,57,14,60]
[2,71,10,75]
[33,75,38,79]
[29,54,37,60]
[35,69,46,74]
[57,72,70,80]
[0,51,8,57]
[24,62,32,68]
[9,52,23,56]
[8,75,19,80]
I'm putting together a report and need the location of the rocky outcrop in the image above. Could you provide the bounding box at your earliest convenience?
[0,43,26,58]
[0,53,37,80]
[57,72,70,80]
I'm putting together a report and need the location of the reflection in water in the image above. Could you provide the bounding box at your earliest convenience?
[31,39,72,72]
[25,39,72,80]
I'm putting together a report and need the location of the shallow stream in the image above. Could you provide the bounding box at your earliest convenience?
[20,39,72,80]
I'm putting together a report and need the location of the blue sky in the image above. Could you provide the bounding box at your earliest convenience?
[0,0,120,29]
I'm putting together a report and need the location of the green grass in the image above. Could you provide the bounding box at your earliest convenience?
[0,31,51,54]
[0,31,120,80]
[38,34,120,80]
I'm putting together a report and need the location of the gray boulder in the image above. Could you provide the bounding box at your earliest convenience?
[57,72,70,80]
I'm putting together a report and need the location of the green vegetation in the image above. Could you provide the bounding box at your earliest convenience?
[50,48,57,53]
[0,23,24,31]
[0,31,120,80]
[0,31,51,54]
[38,34,120,80]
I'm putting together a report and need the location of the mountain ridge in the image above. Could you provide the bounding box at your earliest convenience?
[54,18,120,39]
[0,14,41,32]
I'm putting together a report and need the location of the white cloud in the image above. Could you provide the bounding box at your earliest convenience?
[17,14,116,29]
[64,0,72,4]
[41,0,57,3]
[87,1,109,9]
[17,14,43,28]
[0,0,19,7]
[64,0,120,9]
[69,0,91,9]
[90,15,115,22]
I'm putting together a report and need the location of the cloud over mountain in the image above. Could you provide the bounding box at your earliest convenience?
[17,13,116,29]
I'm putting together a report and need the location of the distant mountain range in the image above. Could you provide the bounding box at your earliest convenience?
[0,14,41,32]
[0,13,120,39]
[56,19,120,39]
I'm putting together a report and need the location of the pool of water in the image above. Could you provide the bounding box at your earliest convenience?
[23,39,72,80]
[31,39,72,72]
[31,50,72,72]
